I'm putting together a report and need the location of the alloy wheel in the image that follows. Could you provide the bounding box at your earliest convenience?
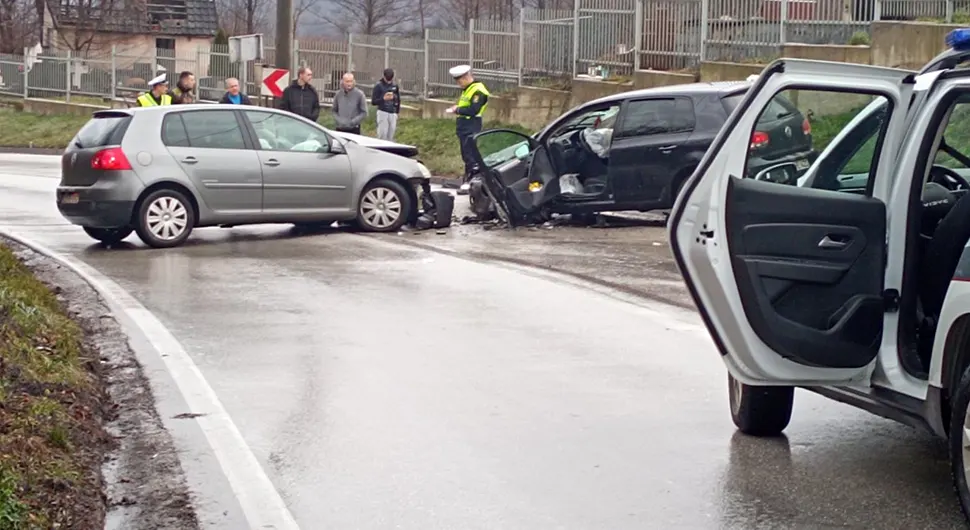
[360,187,402,229]
[145,196,189,241]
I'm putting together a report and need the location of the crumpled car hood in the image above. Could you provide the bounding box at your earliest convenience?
[329,130,419,158]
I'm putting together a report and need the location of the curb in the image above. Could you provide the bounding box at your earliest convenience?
[0,146,62,156]
[0,229,300,529]
[430,176,461,189]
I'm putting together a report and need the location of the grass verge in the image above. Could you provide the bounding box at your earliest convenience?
[0,107,533,177]
[0,243,106,529]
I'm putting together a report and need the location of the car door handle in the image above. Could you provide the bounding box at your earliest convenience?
[658,145,677,153]
[182,156,198,164]
[264,159,280,167]
[818,235,849,249]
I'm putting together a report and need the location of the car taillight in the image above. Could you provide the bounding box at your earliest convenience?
[802,117,811,135]
[750,131,770,150]
[91,147,131,170]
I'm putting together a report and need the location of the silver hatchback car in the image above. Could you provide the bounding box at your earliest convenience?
[56,104,435,248]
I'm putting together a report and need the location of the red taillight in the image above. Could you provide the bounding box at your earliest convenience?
[90,147,131,171]
[802,117,811,135]
[750,131,769,150]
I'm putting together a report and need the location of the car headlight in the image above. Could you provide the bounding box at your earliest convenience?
[416,162,432,180]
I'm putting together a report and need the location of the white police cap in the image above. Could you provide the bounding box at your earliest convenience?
[449,64,472,78]
[148,73,168,87]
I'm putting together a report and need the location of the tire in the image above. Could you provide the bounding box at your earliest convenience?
[949,364,970,521]
[357,178,411,232]
[134,189,195,248]
[728,372,794,437]
[82,226,133,245]
[430,191,454,228]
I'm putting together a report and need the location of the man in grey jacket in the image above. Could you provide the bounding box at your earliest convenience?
[333,72,368,135]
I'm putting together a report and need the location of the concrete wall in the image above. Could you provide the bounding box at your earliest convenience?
[698,61,764,82]
[780,43,871,64]
[869,21,953,69]
[633,70,697,90]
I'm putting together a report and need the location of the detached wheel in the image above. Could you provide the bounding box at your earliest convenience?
[357,179,411,232]
[134,189,195,248]
[949,364,970,520]
[83,226,132,245]
[728,373,794,436]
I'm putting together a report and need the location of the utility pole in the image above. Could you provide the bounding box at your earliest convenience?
[276,0,293,73]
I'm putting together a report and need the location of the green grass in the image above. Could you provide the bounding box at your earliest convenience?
[0,244,100,529]
[806,99,970,175]
[318,113,533,176]
[0,109,88,149]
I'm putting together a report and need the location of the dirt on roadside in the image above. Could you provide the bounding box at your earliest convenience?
[0,239,198,530]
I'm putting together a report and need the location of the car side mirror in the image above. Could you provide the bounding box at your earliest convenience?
[328,141,345,155]
[753,162,798,185]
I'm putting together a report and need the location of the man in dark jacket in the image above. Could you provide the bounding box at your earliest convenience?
[170,71,196,104]
[219,77,252,105]
[371,68,400,141]
[279,66,321,122]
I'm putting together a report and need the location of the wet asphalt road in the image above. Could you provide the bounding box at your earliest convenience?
[0,154,966,529]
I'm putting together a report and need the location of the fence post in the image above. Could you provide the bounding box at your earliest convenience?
[572,0,580,78]
[423,29,430,98]
[384,36,391,69]
[518,8,525,86]
[347,34,354,72]
[110,45,117,99]
[699,0,708,62]
[468,18,475,67]
[292,39,299,73]
[947,0,954,22]
[65,49,72,103]
[779,0,788,47]
[873,0,882,20]
[633,0,643,72]
[22,47,28,99]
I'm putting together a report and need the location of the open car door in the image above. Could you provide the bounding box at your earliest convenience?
[470,129,559,225]
[670,59,913,386]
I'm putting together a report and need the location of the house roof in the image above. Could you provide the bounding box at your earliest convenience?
[49,0,218,37]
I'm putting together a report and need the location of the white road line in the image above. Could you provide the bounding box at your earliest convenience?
[0,230,300,530]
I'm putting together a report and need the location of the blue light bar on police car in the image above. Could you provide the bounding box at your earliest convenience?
[946,28,970,50]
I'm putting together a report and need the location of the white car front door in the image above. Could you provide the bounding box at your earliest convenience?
[670,59,913,386]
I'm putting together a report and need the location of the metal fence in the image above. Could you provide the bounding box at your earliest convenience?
[0,0,964,104]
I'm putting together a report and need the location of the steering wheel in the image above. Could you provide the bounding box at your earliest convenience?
[930,165,970,191]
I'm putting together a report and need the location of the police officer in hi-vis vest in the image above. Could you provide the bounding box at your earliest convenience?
[445,65,490,195]
[137,74,173,107]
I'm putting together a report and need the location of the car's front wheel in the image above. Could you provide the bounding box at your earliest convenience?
[134,189,195,248]
[357,179,411,232]
[948,365,970,520]
[728,373,794,437]
[83,226,133,245]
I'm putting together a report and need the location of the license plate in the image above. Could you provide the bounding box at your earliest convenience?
[61,193,79,204]
[795,158,810,171]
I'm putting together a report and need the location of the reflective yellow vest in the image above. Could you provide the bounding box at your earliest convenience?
[456,81,489,118]
[137,92,172,107]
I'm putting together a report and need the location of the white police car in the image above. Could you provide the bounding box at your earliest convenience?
[669,29,970,520]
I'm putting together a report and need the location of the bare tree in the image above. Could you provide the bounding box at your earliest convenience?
[314,0,418,34]
[294,0,322,36]
[0,0,39,54]
[47,0,138,54]
[216,0,272,35]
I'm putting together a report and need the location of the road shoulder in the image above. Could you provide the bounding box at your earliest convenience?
[3,238,199,529]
